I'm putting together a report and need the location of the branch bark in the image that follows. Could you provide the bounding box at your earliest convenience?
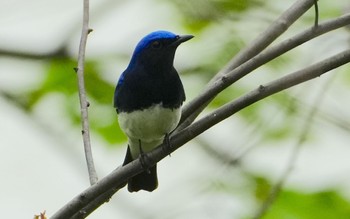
[76,0,98,185]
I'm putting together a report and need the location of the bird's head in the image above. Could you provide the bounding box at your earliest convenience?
[128,30,193,70]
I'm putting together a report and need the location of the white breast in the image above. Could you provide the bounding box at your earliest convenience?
[118,104,181,157]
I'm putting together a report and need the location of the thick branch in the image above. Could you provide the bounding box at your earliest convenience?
[178,11,350,131]
[51,49,350,219]
[180,0,318,125]
[184,49,350,138]
[76,0,98,185]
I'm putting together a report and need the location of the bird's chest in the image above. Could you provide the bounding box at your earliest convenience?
[131,74,169,98]
[118,104,181,143]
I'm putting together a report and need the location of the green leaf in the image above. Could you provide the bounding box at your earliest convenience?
[22,57,124,145]
[253,177,350,219]
[264,190,350,219]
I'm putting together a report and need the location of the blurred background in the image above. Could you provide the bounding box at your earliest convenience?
[1,0,350,218]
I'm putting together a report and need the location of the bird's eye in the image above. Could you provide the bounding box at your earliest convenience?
[151,40,162,49]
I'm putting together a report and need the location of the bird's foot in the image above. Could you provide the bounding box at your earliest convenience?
[138,139,151,174]
[162,133,172,157]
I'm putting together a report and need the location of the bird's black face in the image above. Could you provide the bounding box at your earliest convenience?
[139,38,178,66]
[137,35,194,70]
[149,34,193,50]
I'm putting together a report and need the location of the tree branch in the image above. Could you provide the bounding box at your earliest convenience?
[0,47,69,59]
[76,0,98,185]
[177,10,350,132]
[178,0,317,130]
[186,49,350,137]
[50,1,350,218]
[218,0,318,77]
[51,48,350,219]
[179,0,318,126]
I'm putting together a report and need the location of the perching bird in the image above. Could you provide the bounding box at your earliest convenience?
[114,30,193,192]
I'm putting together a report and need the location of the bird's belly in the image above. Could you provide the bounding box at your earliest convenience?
[118,104,181,153]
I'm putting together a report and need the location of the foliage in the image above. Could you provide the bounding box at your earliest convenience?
[23,57,126,144]
[254,176,350,219]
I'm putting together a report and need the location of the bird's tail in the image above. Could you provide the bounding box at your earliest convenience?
[123,146,158,192]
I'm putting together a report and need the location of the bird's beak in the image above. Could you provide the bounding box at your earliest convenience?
[172,34,194,46]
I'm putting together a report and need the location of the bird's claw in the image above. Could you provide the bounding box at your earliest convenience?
[162,133,172,157]
[138,139,151,174]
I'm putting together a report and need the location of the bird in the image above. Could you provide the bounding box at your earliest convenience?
[114,30,193,192]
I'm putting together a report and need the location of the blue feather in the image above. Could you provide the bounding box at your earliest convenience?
[133,30,177,55]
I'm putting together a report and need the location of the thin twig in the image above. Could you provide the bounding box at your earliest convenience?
[218,0,318,76]
[51,49,350,219]
[314,0,319,27]
[252,76,335,219]
[0,47,68,59]
[76,0,98,185]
